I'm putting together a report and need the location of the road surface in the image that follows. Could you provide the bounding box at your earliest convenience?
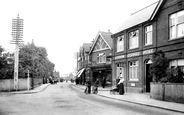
[0,82,182,115]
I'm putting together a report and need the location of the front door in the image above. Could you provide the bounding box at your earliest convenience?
[146,62,152,92]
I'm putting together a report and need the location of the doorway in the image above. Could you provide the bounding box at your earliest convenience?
[145,60,152,92]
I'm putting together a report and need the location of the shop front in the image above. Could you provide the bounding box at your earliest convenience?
[89,65,112,87]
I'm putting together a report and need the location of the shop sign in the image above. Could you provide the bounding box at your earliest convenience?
[115,55,125,60]
[127,52,140,58]
[143,49,154,55]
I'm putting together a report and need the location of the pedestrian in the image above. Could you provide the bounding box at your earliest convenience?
[84,80,91,94]
[102,76,106,88]
[117,74,124,95]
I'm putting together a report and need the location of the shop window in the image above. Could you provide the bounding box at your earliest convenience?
[129,30,139,49]
[169,10,184,39]
[117,35,124,52]
[129,61,138,81]
[145,25,153,45]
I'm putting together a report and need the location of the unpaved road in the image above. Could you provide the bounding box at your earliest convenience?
[0,82,182,115]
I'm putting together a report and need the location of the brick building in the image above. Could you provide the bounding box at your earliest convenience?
[87,31,113,87]
[111,0,184,93]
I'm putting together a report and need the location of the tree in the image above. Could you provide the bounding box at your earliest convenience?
[19,43,55,79]
[149,50,169,82]
[0,46,14,79]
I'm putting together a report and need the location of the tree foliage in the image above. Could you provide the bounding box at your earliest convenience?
[0,46,14,79]
[150,50,184,83]
[149,50,169,82]
[0,43,55,79]
[19,43,55,79]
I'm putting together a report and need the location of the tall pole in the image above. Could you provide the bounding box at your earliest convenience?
[10,14,24,91]
[27,70,29,91]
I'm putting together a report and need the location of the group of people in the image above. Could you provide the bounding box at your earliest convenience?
[85,74,125,95]
[84,78,100,94]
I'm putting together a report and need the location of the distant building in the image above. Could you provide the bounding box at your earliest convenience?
[76,43,92,85]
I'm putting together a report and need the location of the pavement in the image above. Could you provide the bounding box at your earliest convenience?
[74,84,184,113]
[1,82,184,113]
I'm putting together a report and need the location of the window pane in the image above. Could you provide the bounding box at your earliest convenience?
[177,23,184,37]
[135,66,137,79]
[170,15,175,26]
[129,37,132,49]
[129,67,132,79]
[117,36,124,52]
[177,10,184,17]
[170,26,176,38]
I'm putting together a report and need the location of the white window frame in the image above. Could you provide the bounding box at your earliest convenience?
[97,53,106,63]
[145,25,153,45]
[169,10,184,40]
[129,61,138,81]
[117,35,124,52]
[129,30,139,49]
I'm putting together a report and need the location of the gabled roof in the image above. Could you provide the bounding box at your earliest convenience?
[113,0,163,35]
[89,31,112,54]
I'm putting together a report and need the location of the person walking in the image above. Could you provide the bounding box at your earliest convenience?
[102,76,106,88]
[85,80,91,94]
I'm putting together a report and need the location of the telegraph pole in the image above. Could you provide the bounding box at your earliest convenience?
[10,14,24,91]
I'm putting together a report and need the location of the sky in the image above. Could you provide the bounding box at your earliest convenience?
[0,0,158,75]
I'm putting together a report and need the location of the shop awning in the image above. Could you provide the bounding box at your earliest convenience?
[77,68,85,78]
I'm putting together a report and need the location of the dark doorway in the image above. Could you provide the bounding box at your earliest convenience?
[146,60,152,92]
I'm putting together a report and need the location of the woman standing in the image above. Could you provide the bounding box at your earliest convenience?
[117,74,124,95]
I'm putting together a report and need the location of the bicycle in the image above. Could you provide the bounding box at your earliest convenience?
[92,86,98,94]
[84,86,89,94]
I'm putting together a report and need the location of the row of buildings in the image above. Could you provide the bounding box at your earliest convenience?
[75,0,184,93]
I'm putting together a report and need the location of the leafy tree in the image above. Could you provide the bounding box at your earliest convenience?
[0,46,14,79]
[19,43,55,79]
[149,50,169,82]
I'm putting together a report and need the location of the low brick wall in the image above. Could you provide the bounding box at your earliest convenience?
[0,79,14,91]
[0,78,43,91]
[151,82,184,104]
